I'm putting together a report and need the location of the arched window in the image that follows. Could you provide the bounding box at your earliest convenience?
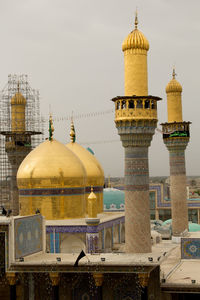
[122,100,126,109]
[116,101,120,110]
[128,100,134,109]
[145,100,150,109]
[137,100,143,108]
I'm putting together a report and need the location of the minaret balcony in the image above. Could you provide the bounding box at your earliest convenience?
[161,122,191,140]
[112,95,161,122]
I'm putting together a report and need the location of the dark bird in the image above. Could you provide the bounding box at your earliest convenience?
[74,250,86,267]
[1,207,7,216]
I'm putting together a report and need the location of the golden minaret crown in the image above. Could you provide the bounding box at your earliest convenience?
[122,12,149,52]
[166,68,183,123]
[166,68,182,94]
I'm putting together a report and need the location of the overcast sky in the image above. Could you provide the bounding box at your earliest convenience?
[0,0,199,177]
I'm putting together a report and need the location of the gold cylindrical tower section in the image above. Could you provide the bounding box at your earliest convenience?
[166,69,183,123]
[88,187,97,218]
[122,14,149,96]
[11,87,26,132]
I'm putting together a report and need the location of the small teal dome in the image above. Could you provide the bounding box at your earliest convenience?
[162,219,200,232]
[103,188,124,211]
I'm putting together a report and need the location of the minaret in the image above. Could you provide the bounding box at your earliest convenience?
[5,84,30,215]
[0,80,42,215]
[85,187,100,253]
[112,14,161,253]
[162,69,190,237]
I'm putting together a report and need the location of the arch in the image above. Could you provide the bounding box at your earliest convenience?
[105,229,112,250]
[60,235,86,253]
[113,224,120,244]
[121,224,125,243]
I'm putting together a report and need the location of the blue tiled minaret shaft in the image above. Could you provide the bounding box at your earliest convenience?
[112,15,161,253]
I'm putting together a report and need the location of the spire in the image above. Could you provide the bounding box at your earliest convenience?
[88,186,97,218]
[134,9,138,29]
[172,68,176,79]
[70,119,76,143]
[88,186,97,200]
[48,114,54,141]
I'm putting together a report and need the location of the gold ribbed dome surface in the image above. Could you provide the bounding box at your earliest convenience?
[122,14,149,52]
[11,92,26,105]
[166,78,182,93]
[17,139,86,189]
[122,29,149,52]
[66,142,104,186]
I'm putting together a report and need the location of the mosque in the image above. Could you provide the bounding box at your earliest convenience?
[0,12,200,300]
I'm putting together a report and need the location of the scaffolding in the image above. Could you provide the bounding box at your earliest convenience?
[0,74,44,213]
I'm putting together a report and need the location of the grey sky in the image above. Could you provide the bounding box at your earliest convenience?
[0,0,199,177]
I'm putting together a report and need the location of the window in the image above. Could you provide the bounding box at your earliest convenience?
[122,100,126,109]
[151,100,155,109]
[137,100,143,108]
[128,100,134,109]
[145,100,150,109]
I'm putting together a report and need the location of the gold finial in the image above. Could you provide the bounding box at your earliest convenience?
[135,9,138,29]
[49,114,54,141]
[70,119,76,143]
[88,186,97,218]
[172,68,176,79]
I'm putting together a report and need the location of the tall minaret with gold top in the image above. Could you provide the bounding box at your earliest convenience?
[162,69,190,237]
[0,79,42,215]
[112,13,161,253]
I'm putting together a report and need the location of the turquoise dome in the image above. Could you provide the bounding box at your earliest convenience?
[162,219,200,232]
[103,188,124,211]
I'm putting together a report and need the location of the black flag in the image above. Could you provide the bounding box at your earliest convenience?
[74,250,86,267]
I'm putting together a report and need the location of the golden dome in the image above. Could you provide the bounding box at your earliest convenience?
[166,69,182,93]
[66,142,104,187]
[122,14,149,52]
[11,92,26,105]
[17,139,86,189]
[66,121,104,186]
[66,121,104,213]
